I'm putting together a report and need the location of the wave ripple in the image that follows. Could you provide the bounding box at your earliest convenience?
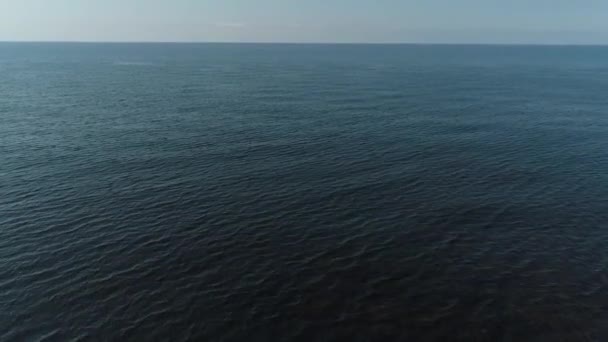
[1,43,608,341]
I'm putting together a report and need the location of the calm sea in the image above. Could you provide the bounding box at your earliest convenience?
[1,43,608,341]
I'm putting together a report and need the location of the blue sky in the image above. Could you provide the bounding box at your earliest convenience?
[1,0,607,44]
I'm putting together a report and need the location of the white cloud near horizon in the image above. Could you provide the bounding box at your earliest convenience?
[215,22,247,29]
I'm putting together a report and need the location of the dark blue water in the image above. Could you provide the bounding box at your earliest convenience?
[1,43,608,341]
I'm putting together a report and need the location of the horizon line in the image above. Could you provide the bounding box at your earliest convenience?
[1,40,607,47]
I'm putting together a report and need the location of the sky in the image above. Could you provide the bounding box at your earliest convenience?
[1,0,607,44]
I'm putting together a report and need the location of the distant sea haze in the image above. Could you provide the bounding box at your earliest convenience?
[1,43,608,341]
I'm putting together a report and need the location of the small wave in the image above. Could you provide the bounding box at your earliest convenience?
[113,61,157,67]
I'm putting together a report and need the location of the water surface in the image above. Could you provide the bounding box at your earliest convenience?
[1,43,608,341]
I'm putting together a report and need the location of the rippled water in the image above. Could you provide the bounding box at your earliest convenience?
[1,43,608,341]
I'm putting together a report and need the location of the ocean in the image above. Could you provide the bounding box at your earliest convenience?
[1,43,608,341]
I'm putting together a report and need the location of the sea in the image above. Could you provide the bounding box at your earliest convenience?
[1,43,608,341]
